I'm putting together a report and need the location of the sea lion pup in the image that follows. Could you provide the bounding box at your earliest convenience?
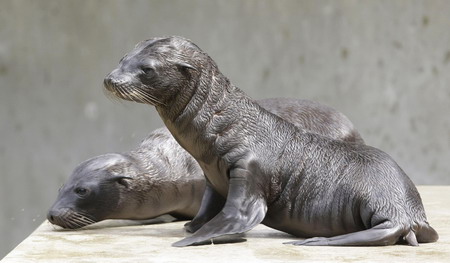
[47,98,363,229]
[103,36,438,246]
[47,128,203,229]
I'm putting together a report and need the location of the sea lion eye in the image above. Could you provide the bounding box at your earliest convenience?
[141,66,154,74]
[75,187,88,196]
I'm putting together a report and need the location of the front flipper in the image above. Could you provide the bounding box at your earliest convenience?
[173,168,267,247]
[285,221,415,246]
[184,180,225,233]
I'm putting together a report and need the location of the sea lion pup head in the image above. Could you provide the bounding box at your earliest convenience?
[104,36,207,107]
[47,153,142,229]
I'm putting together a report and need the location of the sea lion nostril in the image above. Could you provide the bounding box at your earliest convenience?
[47,212,56,223]
[103,77,112,87]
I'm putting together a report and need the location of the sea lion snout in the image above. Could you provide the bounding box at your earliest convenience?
[103,72,115,91]
[47,208,66,226]
[103,69,130,91]
[47,207,96,229]
[103,69,148,103]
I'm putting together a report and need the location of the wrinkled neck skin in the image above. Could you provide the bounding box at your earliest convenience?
[156,64,244,161]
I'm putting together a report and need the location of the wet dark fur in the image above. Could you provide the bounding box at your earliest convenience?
[103,36,438,246]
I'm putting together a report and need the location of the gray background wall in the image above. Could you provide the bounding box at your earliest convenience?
[1,0,449,258]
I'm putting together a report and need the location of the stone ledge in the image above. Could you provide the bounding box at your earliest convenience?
[2,186,449,263]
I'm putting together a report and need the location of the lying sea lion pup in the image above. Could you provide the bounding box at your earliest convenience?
[103,36,438,247]
[47,98,363,229]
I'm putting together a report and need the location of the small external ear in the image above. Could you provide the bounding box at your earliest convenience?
[175,61,196,71]
[109,176,133,188]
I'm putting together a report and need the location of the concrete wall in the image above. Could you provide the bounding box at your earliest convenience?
[1,0,449,258]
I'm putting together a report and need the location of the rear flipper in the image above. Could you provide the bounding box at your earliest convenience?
[416,221,439,243]
[173,169,268,247]
[285,222,422,246]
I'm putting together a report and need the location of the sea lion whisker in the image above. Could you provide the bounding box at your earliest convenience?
[135,88,165,106]
[131,88,150,104]
[49,209,97,229]
[119,86,137,103]
[131,87,155,104]
[63,219,77,229]
[132,88,157,105]
[71,222,84,229]
[78,214,97,225]
[70,216,93,228]
[103,85,124,103]
[60,208,72,220]
[117,86,130,100]
[73,215,96,225]
[142,88,166,106]
[66,214,92,229]
[73,211,97,223]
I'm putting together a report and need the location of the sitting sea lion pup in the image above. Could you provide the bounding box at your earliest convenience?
[47,98,363,229]
[104,36,438,246]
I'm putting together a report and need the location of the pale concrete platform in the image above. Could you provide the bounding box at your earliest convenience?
[2,186,449,263]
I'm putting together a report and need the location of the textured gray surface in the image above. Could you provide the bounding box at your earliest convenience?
[1,0,449,258]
